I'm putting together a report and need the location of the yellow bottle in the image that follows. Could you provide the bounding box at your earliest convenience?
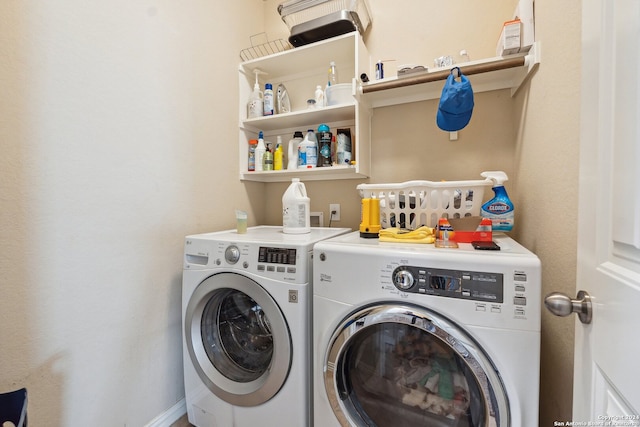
[274,136,284,170]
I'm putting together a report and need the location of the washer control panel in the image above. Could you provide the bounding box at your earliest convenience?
[255,246,300,277]
[258,246,297,265]
[392,266,504,303]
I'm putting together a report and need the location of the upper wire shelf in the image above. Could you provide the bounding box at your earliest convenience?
[240,33,293,62]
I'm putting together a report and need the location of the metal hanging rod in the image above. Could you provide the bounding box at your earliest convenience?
[362,56,527,94]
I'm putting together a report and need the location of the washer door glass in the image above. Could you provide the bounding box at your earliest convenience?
[324,304,508,427]
[202,288,273,382]
[185,272,291,407]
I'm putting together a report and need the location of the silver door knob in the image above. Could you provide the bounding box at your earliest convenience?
[544,290,592,324]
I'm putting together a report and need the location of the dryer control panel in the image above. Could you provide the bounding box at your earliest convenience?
[392,266,504,303]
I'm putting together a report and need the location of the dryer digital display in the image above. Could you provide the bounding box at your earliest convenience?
[393,266,504,303]
[258,247,297,265]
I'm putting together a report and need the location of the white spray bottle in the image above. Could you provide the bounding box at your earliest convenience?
[247,69,265,119]
[480,171,514,232]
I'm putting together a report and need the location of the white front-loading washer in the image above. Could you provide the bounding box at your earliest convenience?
[182,226,349,427]
[313,232,541,427]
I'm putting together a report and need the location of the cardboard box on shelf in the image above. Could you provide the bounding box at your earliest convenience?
[496,19,522,56]
[496,0,535,56]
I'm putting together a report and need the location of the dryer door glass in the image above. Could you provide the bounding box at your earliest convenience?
[202,289,273,382]
[324,304,508,427]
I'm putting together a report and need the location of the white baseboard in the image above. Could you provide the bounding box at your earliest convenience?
[145,398,187,427]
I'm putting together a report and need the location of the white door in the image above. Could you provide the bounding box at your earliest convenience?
[567,0,640,421]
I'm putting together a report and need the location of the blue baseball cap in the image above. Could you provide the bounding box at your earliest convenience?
[436,67,474,132]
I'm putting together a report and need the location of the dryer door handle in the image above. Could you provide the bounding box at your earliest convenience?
[544,290,592,324]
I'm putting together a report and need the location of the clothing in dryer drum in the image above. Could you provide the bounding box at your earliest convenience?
[324,304,508,427]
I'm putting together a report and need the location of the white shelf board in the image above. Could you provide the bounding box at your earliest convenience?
[240,164,366,182]
[360,42,541,108]
[242,103,355,133]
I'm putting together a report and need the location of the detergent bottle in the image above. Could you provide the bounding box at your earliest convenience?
[282,178,310,234]
[287,131,303,170]
[298,129,318,169]
[317,124,332,167]
[480,171,514,232]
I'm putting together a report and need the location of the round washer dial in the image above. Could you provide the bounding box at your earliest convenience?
[224,245,241,264]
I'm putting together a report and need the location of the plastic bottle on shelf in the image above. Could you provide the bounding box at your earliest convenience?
[328,61,339,86]
[255,131,266,172]
[336,129,352,165]
[247,69,264,119]
[263,142,274,171]
[276,83,290,114]
[314,85,325,108]
[248,139,258,171]
[298,129,318,169]
[480,171,514,231]
[317,124,332,167]
[282,178,310,234]
[288,131,303,170]
[263,83,274,116]
[274,136,283,171]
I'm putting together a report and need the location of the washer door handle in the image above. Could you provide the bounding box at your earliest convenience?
[544,290,592,324]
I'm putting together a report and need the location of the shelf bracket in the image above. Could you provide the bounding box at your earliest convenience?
[510,41,541,96]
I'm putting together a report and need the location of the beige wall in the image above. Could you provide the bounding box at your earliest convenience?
[0,1,266,425]
[514,0,581,424]
[263,0,581,424]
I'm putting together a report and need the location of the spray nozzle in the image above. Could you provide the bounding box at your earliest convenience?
[481,171,509,186]
[258,131,264,139]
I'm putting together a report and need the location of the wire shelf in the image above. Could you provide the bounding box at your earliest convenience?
[240,33,293,62]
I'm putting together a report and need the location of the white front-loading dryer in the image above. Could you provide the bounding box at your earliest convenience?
[182,226,349,427]
[313,232,541,427]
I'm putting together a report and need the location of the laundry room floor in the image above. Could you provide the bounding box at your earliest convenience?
[170,414,193,427]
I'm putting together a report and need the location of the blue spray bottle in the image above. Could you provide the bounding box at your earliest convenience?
[480,171,514,232]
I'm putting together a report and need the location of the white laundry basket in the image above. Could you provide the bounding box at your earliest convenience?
[357,175,495,229]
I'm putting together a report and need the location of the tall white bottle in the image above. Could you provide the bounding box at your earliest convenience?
[287,131,303,170]
[298,129,318,169]
[255,131,266,172]
[282,178,310,234]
